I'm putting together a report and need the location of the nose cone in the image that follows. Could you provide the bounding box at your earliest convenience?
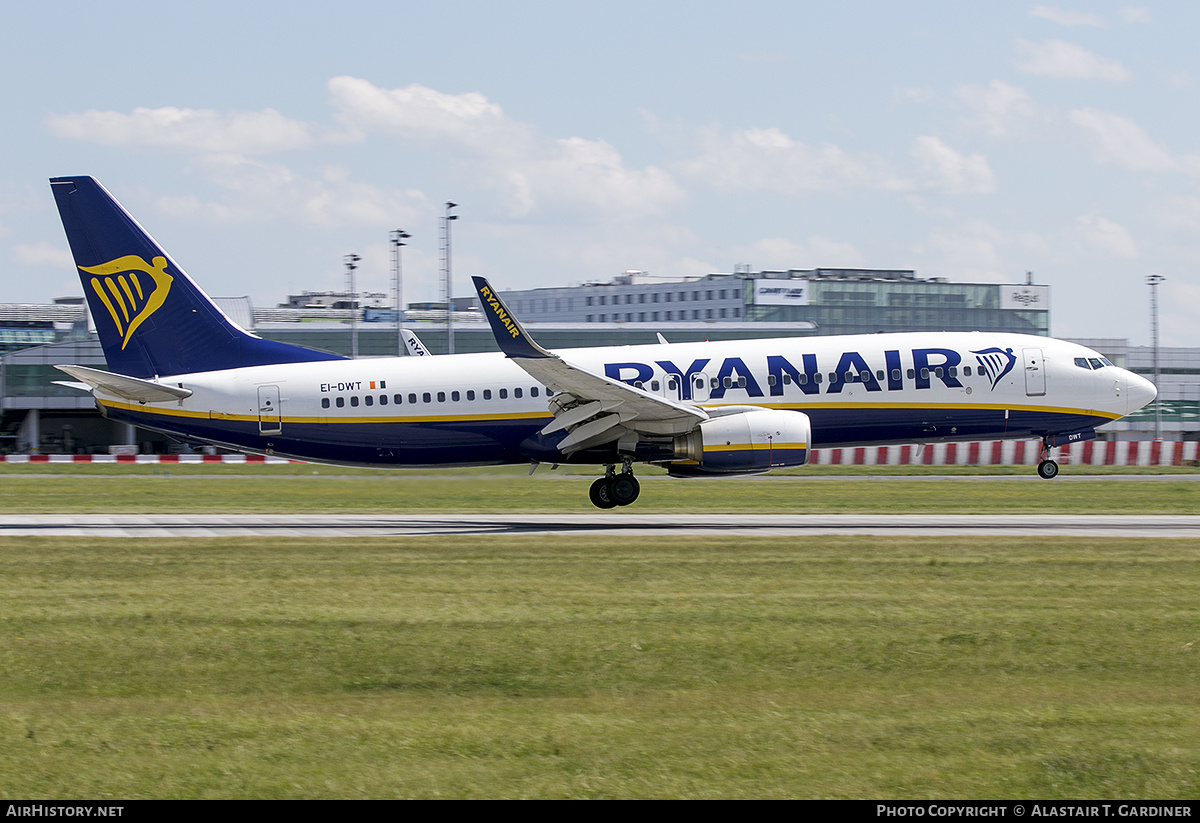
[1125,370,1158,415]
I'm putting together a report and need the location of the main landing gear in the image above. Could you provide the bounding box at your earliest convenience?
[589,460,641,509]
[1037,437,1059,480]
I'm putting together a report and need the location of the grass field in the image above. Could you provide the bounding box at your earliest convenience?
[0,463,1198,513]
[1,467,1198,798]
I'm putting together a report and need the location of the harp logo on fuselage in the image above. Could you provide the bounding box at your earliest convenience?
[80,255,174,350]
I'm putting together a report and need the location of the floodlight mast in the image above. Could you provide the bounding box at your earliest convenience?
[344,253,361,359]
[390,228,410,356]
[441,202,458,354]
[1147,273,1165,440]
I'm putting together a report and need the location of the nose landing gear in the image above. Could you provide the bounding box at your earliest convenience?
[589,460,641,508]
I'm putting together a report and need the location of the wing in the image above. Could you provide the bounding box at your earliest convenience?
[472,276,707,454]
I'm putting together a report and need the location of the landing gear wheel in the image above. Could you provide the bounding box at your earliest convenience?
[589,477,618,509]
[609,474,641,506]
[1037,459,1059,480]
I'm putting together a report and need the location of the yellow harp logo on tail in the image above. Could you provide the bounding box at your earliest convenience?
[79,255,174,350]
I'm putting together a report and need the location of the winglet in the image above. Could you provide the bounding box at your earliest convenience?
[471,276,551,359]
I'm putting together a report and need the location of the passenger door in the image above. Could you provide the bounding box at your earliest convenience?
[1022,348,1046,397]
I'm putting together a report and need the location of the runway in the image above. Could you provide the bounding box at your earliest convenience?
[3,513,1200,537]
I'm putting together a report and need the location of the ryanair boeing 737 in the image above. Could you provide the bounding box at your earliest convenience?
[49,176,1157,508]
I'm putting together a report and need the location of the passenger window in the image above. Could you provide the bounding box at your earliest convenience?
[336,397,345,408]
[860,370,870,382]
[876,370,884,380]
[738,376,747,388]
[500,388,508,399]
[451,391,460,402]
[379,395,387,405]
[934,367,943,378]
[394,394,403,404]
[814,373,823,384]
[948,367,957,377]
[920,368,930,380]
[651,381,660,391]
[437,391,446,402]
[963,367,972,377]
[723,377,732,388]
[515,387,523,398]
[711,377,719,389]
[350,396,359,407]
[321,397,330,409]
[767,375,777,387]
[907,369,915,379]
[364,395,373,406]
[798,374,807,385]
[409,393,417,404]
[532,387,540,397]
[891,369,901,381]
[422,392,431,403]
[467,390,475,401]
[483,389,492,400]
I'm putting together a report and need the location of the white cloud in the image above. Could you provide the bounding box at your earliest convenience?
[733,236,864,271]
[1162,281,1200,347]
[679,126,905,193]
[911,136,996,193]
[1069,109,1187,172]
[1015,39,1130,81]
[45,107,317,154]
[1077,214,1138,258]
[328,77,515,149]
[680,129,995,196]
[13,241,74,269]
[327,77,684,219]
[956,81,1039,138]
[157,155,429,228]
[1118,7,1151,24]
[917,221,1010,281]
[1029,5,1106,27]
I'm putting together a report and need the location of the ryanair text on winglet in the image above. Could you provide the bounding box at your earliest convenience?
[479,284,520,338]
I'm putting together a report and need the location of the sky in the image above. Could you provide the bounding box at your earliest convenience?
[3,1,1199,346]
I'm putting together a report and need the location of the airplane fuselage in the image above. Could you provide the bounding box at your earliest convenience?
[90,331,1148,468]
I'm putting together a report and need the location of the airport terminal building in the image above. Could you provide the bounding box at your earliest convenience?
[479,268,1051,338]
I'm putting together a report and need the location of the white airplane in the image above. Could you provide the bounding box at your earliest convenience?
[49,176,1158,508]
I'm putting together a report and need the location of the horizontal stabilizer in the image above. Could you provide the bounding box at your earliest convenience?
[54,364,193,403]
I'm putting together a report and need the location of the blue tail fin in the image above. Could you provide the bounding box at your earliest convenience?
[50,176,345,378]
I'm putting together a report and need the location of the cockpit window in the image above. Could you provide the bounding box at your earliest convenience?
[1100,357,1113,367]
[1074,357,1092,369]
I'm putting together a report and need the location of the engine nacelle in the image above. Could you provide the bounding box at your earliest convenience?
[668,409,812,475]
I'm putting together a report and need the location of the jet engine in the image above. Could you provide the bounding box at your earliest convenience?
[666,408,811,476]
